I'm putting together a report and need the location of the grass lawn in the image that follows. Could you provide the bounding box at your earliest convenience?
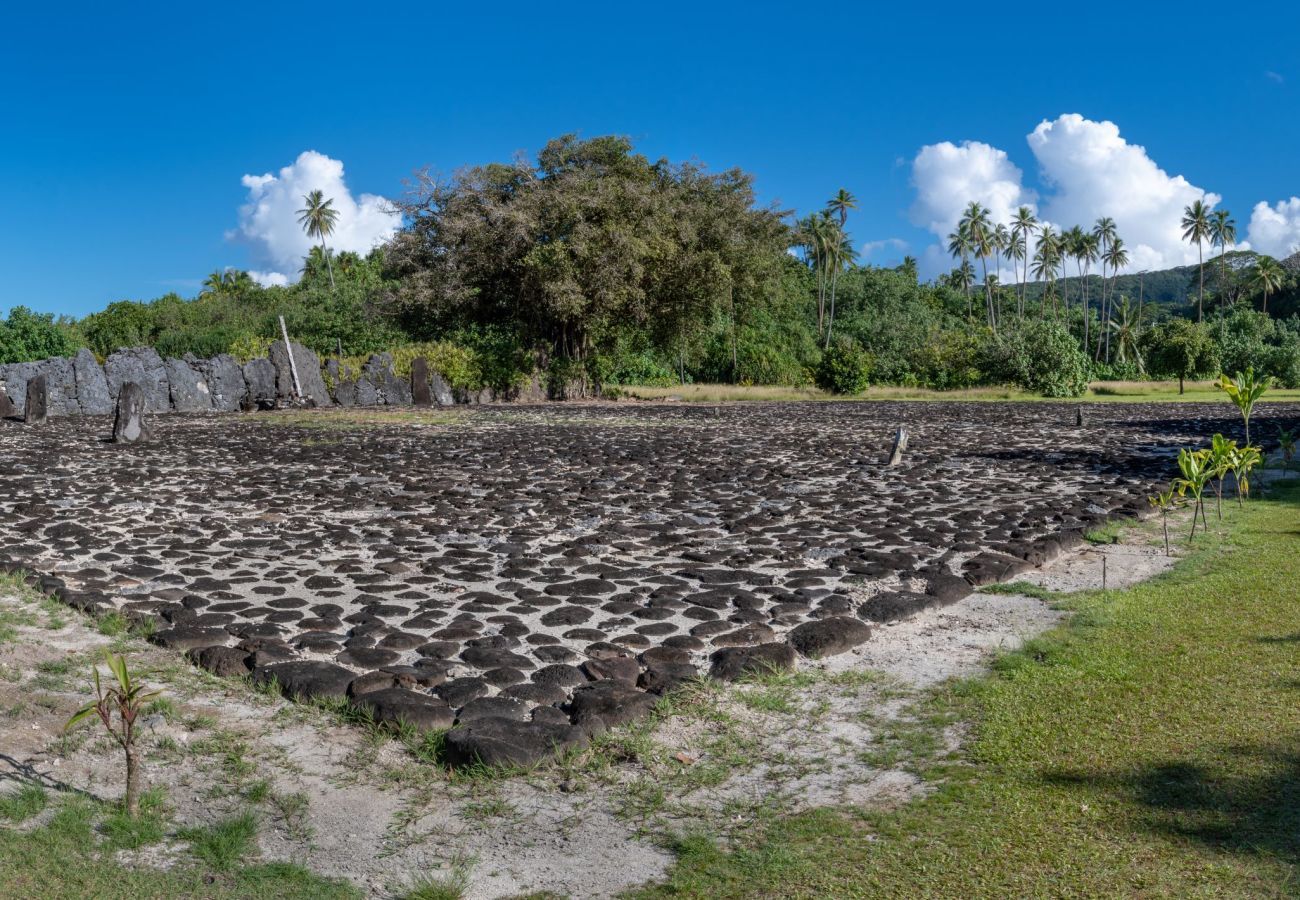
[633,482,1300,898]
[622,380,1300,405]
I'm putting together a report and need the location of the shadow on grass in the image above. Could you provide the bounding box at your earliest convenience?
[1045,741,1300,866]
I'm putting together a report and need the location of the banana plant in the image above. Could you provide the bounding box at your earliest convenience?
[1147,485,1181,556]
[65,652,160,816]
[1174,447,1212,540]
[1278,426,1297,473]
[1216,368,1271,445]
[1230,444,1264,506]
[1206,434,1236,520]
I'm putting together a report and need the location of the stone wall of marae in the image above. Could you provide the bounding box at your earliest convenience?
[0,343,548,418]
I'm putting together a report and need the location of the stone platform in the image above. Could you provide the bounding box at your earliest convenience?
[1,401,1289,766]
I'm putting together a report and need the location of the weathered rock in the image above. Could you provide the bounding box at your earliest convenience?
[151,626,230,651]
[787,617,872,658]
[962,552,1034,587]
[857,591,935,623]
[73,348,112,415]
[0,362,38,415]
[112,382,149,443]
[0,386,13,418]
[269,340,329,406]
[186,645,252,677]
[362,353,411,405]
[886,427,909,466]
[165,358,213,412]
[581,655,640,684]
[411,357,432,406]
[104,347,170,411]
[252,660,355,701]
[242,358,276,406]
[442,716,589,768]
[40,356,79,416]
[23,374,47,424]
[708,643,797,681]
[430,371,454,406]
[567,680,660,730]
[194,354,247,412]
[351,688,454,732]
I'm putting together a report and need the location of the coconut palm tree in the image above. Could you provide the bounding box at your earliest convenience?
[1108,296,1144,373]
[297,190,340,290]
[1010,206,1039,310]
[1007,230,1027,319]
[1182,199,1212,321]
[1210,209,1237,305]
[826,188,857,228]
[1062,225,1086,328]
[1100,238,1130,361]
[798,213,835,335]
[1092,217,1118,317]
[1032,227,1061,317]
[1079,232,1099,348]
[1250,255,1286,314]
[992,223,1010,326]
[824,229,857,348]
[947,221,975,320]
[963,203,996,329]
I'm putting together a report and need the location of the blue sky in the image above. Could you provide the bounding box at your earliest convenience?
[3,1,1299,316]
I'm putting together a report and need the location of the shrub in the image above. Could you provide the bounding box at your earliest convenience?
[814,338,871,394]
[982,321,1089,397]
[0,306,81,364]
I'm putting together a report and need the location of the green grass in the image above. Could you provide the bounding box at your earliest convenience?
[0,795,359,899]
[632,483,1300,898]
[0,783,47,823]
[621,379,1300,405]
[178,810,261,870]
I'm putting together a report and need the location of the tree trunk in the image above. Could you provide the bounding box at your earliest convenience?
[1179,374,1185,395]
[321,242,335,290]
[124,743,141,816]
[1197,243,1204,321]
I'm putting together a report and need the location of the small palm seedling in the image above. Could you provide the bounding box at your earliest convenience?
[1230,444,1264,506]
[1206,433,1236,520]
[65,652,159,816]
[1216,368,1271,445]
[1147,486,1181,556]
[1174,447,1212,540]
[1278,426,1297,473]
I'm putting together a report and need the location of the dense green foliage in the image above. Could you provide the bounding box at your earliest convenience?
[7,134,1300,398]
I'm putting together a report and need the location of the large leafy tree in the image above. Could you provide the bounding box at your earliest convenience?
[384,134,788,373]
[1250,255,1286,314]
[297,190,340,290]
[1181,199,1212,321]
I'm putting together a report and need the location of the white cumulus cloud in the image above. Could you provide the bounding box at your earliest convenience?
[1246,198,1300,258]
[1028,114,1223,271]
[231,150,400,286]
[909,114,1235,279]
[909,140,1036,241]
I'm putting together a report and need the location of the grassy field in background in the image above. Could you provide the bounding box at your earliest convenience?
[623,380,1300,405]
[632,481,1300,898]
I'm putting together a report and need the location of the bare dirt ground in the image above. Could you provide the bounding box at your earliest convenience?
[0,518,1176,899]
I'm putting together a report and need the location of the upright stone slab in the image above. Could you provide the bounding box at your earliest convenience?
[73,348,113,415]
[195,354,248,412]
[164,358,213,412]
[104,347,169,412]
[242,358,276,408]
[429,371,455,406]
[411,357,432,406]
[112,382,148,443]
[24,374,47,424]
[39,356,79,416]
[269,341,330,406]
[0,386,14,419]
[885,427,908,467]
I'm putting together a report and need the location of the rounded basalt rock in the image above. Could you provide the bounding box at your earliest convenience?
[540,606,593,627]
[532,664,588,688]
[639,646,693,667]
[711,623,777,648]
[787,617,872,659]
[347,670,415,697]
[151,626,232,651]
[501,682,567,706]
[708,643,797,682]
[857,591,934,623]
[442,717,588,769]
[253,660,355,701]
[566,680,659,731]
[639,662,699,695]
[435,677,490,707]
[581,655,640,684]
[186,645,252,678]
[482,667,526,687]
[460,646,535,671]
[457,696,530,724]
[336,646,401,668]
[351,688,453,733]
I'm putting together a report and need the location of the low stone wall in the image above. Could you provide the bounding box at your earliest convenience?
[0,343,546,418]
